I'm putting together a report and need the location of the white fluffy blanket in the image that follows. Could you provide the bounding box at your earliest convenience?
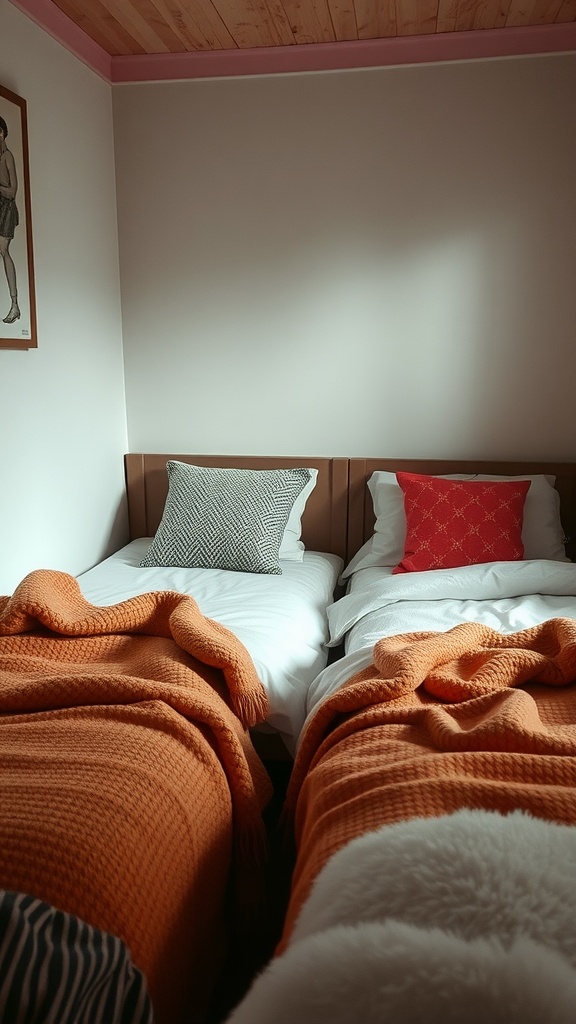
[226,810,576,1023]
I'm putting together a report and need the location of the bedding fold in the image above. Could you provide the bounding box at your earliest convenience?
[328,559,576,644]
[0,567,269,727]
[293,616,576,795]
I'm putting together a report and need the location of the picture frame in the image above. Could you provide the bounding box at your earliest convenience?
[0,84,37,350]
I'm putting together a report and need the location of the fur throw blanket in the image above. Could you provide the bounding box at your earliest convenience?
[227,809,576,1023]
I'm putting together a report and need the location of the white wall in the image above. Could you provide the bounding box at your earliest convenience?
[1,14,573,594]
[0,1,129,593]
[114,55,576,460]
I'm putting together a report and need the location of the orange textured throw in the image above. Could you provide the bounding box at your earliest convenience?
[280,618,576,947]
[0,570,272,1024]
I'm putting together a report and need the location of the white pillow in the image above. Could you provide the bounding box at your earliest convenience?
[280,469,318,561]
[342,471,568,578]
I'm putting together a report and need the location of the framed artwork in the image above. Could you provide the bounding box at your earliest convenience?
[0,84,37,350]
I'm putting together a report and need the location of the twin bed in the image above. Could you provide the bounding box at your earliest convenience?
[3,453,576,1023]
[231,458,576,1023]
[80,454,349,756]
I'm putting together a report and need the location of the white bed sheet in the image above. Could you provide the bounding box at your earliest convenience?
[77,539,343,754]
[304,559,576,737]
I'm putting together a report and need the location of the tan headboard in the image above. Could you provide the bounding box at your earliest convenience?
[124,453,349,562]
[347,458,576,564]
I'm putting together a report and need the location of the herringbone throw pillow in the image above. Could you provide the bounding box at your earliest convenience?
[140,461,312,574]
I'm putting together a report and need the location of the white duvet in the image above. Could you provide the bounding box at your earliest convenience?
[305,559,576,730]
[77,539,343,754]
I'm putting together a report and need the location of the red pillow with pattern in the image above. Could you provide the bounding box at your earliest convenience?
[392,472,530,574]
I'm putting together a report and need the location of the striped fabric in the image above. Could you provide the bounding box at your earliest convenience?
[0,890,154,1024]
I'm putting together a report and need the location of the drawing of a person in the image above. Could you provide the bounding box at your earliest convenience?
[0,114,20,324]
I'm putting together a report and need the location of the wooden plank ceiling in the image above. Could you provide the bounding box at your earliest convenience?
[49,0,576,57]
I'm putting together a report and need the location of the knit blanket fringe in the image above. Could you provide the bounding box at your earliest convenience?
[0,568,270,728]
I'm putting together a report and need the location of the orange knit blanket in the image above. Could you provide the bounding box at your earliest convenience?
[0,570,273,1024]
[280,618,576,946]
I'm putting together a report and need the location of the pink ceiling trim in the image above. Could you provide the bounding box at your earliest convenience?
[111,24,576,82]
[9,0,576,84]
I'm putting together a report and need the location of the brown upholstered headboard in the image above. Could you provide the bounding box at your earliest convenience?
[124,453,349,562]
[347,458,576,564]
[124,455,576,566]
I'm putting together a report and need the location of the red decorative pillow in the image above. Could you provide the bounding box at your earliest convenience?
[392,472,530,574]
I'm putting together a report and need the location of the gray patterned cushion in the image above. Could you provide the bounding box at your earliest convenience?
[140,461,312,574]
